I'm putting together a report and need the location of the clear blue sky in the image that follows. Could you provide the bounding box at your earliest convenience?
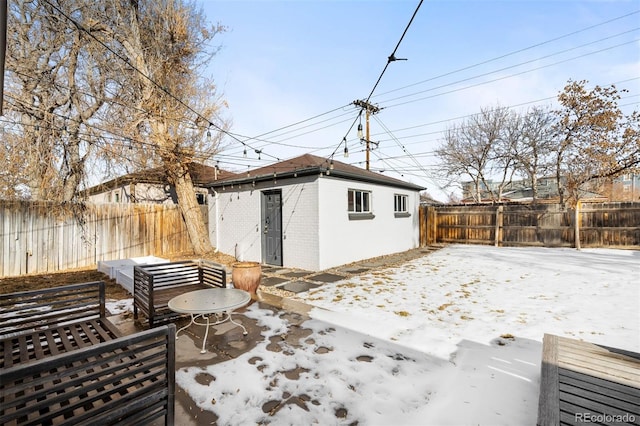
[197,0,640,200]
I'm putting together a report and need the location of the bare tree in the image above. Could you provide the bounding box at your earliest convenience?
[3,1,114,201]
[436,106,511,203]
[436,123,490,203]
[512,106,554,202]
[553,80,640,205]
[4,0,66,200]
[98,0,227,254]
[3,0,228,254]
[552,80,640,248]
[487,106,517,201]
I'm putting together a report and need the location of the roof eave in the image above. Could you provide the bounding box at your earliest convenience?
[206,166,425,191]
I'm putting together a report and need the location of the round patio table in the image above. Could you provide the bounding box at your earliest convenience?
[168,288,251,353]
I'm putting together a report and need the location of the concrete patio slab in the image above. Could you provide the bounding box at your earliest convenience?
[280,270,312,279]
[305,272,347,283]
[281,280,321,294]
[336,266,371,275]
[261,276,289,287]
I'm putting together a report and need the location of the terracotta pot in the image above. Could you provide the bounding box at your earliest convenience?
[231,261,262,296]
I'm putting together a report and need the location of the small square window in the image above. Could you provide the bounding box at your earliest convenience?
[348,189,372,213]
[347,189,374,219]
[394,194,408,213]
[394,194,410,218]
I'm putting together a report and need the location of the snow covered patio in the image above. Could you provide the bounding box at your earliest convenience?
[107,244,639,425]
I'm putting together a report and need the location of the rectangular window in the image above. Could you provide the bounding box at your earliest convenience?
[394,194,408,213]
[348,189,372,213]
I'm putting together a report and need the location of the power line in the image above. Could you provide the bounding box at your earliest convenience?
[331,0,424,160]
[11,3,636,163]
[38,0,281,161]
[374,9,640,99]
[365,0,423,103]
[227,9,638,154]
[383,39,639,110]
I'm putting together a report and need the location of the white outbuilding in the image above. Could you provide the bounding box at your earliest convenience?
[206,154,424,271]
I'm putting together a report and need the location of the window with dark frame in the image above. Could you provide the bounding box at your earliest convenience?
[394,194,407,213]
[394,193,411,218]
[348,189,372,213]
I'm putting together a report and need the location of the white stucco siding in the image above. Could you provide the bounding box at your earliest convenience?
[317,177,420,270]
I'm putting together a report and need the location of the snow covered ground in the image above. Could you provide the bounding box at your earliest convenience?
[144,245,639,425]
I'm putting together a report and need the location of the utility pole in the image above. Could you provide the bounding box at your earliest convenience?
[353,100,381,170]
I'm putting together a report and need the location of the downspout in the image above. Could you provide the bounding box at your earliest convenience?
[214,189,219,253]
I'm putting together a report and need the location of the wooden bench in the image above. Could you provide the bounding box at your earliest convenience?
[0,281,176,425]
[133,259,227,328]
[537,333,640,426]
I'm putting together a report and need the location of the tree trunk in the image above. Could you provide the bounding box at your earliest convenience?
[170,165,213,254]
[574,200,581,250]
[556,155,565,206]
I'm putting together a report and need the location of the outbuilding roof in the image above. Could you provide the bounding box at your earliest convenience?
[83,162,238,196]
[206,154,425,191]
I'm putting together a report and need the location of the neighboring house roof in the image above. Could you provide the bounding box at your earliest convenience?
[461,186,607,203]
[420,194,444,206]
[206,154,425,191]
[83,163,238,196]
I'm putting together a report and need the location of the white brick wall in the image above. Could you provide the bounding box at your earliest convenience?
[280,176,320,270]
[208,174,420,271]
[208,176,321,270]
[209,183,262,262]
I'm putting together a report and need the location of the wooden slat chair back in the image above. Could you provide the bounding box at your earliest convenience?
[134,260,227,328]
[537,333,640,426]
[0,281,105,338]
[0,324,176,426]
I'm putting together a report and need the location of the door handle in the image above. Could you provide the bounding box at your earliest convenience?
[264,225,268,234]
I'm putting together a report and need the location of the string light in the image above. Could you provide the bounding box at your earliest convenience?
[39,0,282,163]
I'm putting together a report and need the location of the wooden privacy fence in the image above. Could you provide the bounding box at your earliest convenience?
[0,201,194,277]
[420,202,640,248]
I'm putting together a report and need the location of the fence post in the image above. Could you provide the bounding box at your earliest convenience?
[431,207,438,245]
[419,206,426,247]
[494,205,503,247]
[574,200,581,249]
